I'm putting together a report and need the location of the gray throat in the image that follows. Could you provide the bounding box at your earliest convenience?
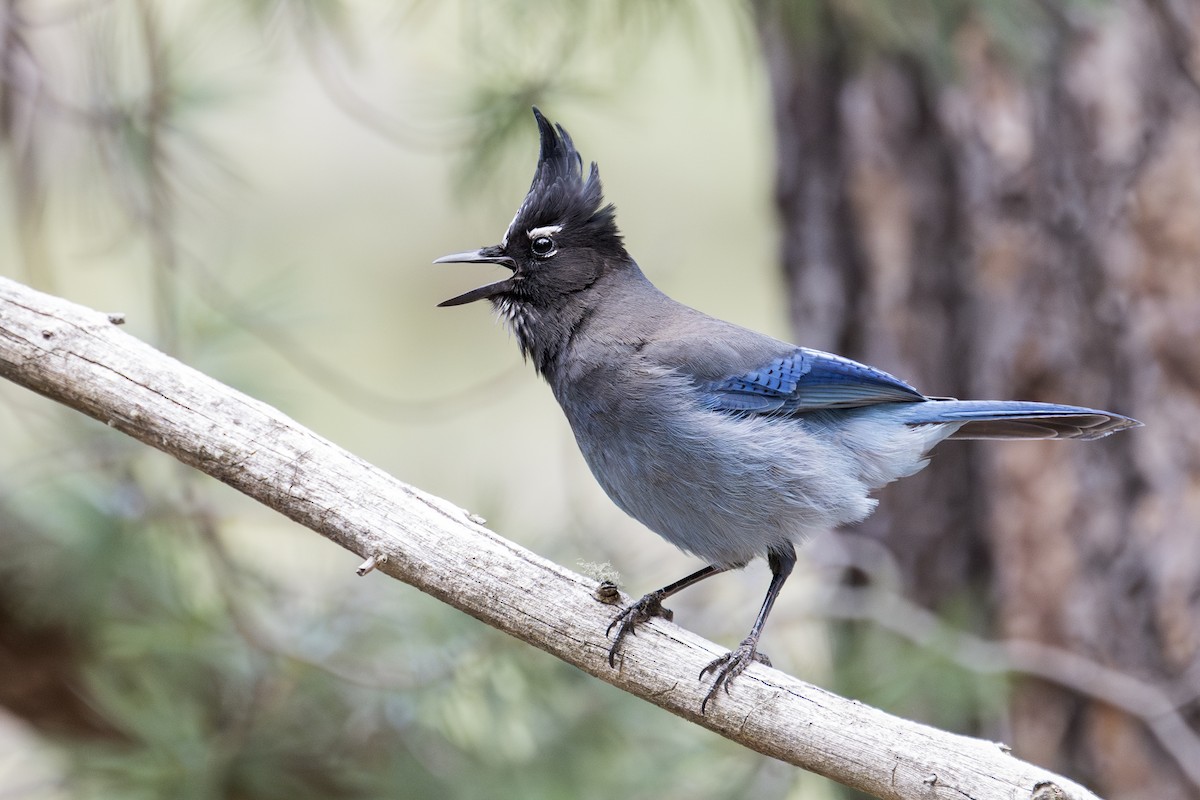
[493,295,594,382]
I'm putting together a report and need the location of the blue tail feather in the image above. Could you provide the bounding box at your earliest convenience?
[899,399,1141,441]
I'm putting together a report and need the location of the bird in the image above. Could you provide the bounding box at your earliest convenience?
[435,108,1141,712]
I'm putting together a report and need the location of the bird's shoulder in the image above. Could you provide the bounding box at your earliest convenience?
[633,307,925,413]
[635,308,794,382]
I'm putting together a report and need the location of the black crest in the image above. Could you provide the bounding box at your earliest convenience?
[504,108,623,254]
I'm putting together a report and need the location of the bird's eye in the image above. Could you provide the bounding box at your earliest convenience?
[531,236,556,257]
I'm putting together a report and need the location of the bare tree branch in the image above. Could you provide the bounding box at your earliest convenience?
[818,583,1200,789]
[0,275,1102,800]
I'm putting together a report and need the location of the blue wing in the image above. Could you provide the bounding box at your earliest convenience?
[698,348,925,414]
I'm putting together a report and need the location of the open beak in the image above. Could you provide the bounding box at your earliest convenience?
[434,245,517,307]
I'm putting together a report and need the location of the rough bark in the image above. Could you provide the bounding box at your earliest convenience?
[760,10,989,610]
[0,276,1106,800]
[756,1,1200,797]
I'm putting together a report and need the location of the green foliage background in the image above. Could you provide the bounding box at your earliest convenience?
[0,1,1055,797]
[0,2,802,797]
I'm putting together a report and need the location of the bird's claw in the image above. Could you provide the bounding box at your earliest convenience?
[605,591,674,667]
[699,638,770,713]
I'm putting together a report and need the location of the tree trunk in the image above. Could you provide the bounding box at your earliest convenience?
[756,1,1200,797]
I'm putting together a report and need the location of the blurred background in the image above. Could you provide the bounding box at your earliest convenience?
[0,1,1196,798]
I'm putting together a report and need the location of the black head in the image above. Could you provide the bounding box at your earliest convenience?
[435,108,626,316]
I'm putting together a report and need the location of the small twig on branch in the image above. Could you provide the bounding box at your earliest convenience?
[0,275,1102,800]
[356,553,384,576]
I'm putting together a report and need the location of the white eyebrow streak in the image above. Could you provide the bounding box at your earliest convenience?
[527,225,563,239]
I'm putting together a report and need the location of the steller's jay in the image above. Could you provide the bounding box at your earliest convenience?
[436,108,1140,711]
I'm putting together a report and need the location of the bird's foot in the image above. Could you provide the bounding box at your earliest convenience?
[605,590,674,667]
[699,637,771,713]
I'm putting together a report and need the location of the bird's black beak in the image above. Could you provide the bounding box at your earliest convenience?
[434,245,517,307]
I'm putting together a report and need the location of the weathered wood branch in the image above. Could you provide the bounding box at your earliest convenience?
[0,275,1100,800]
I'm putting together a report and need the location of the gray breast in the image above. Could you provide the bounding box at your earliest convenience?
[554,361,878,567]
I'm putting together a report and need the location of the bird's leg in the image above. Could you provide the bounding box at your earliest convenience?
[699,545,796,713]
[606,564,727,667]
